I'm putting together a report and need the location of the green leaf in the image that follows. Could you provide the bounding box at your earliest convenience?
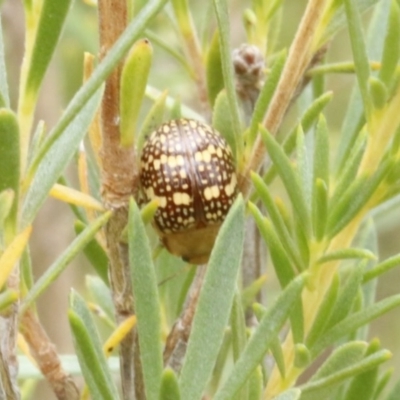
[129,199,163,400]
[306,273,339,348]
[344,0,373,120]
[332,129,367,204]
[270,335,286,378]
[322,0,380,46]
[214,274,306,400]
[317,248,376,264]
[313,114,330,188]
[212,90,236,157]
[260,127,310,235]
[230,293,247,361]
[327,159,393,238]
[21,211,112,314]
[25,0,73,96]
[0,289,18,312]
[0,109,19,212]
[275,389,301,400]
[296,126,312,208]
[249,202,296,288]
[379,0,400,87]
[29,0,168,186]
[74,220,109,285]
[369,77,388,109]
[251,172,303,270]
[212,0,242,157]
[343,340,380,400]
[69,290,120,400]
[247,50,286,147]
[0,189,14,226]
[248,366,263,400]
[363,253,400,283]
[179,196,245,400]
[294,343,311,369]
[22,87,103,227]
[311,294,400,357]
[137,90,168,151]
[206,30,224,107]
[0,18,9,107]
[335,0,389,172]
[120,38,153,147]
[300,348,390,399]
[159,368,181,400]
[325,260,366,330]
[312,178,328,241]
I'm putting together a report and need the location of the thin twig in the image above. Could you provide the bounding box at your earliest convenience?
[20,311,79,400]
[163,265,207,372]
[97,0,140,398]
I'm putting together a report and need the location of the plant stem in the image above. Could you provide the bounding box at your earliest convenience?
[240,0,328,197]
[20,311,79,400]
[97,0,140,398]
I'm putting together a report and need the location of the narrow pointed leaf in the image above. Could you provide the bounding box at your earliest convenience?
[312,178,328,240]
[0,109,19,215]
[22,87,103,227]
[344,0,373,119]
[306,274,339,348]
[248,366,263,400]
[159,368,181,400]
[317,248,376,264]
[21,211,112,313]
[363,253,400,283]
[260,127,310,235]
[264,91,333,185]
[326,260,366,330]
[214,274,306,400]
[369,77,387,109]
[379,0,400,87]
[300,350,390,398]
[249,202,295,287]
[69,290,120,400]
[212,90,236,156]
[137,90,167,151]
[25,0,73,96]
[206,30,224,107]
[251,173,303,270]
[129,199,163,400]
[311,294,400,357]
[313,114,330,187]
[328,159,393,238]
[343,340,380,400]
[179,196,245,400]
[75,220,109,284]
[212,0,242,155]
[248,50,286,146]
[120,38,153,147]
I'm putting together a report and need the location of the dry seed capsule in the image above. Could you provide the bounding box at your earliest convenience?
[139,118,238,264]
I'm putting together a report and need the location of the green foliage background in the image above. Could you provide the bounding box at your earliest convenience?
[1,0,400,399]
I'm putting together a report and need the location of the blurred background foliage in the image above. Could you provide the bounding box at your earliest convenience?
[2,0,400,397]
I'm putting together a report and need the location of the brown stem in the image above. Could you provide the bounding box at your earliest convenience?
[163,265,207,372]
[20,311,79,400]
[98,1,141,398]
[239,0,328,197]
